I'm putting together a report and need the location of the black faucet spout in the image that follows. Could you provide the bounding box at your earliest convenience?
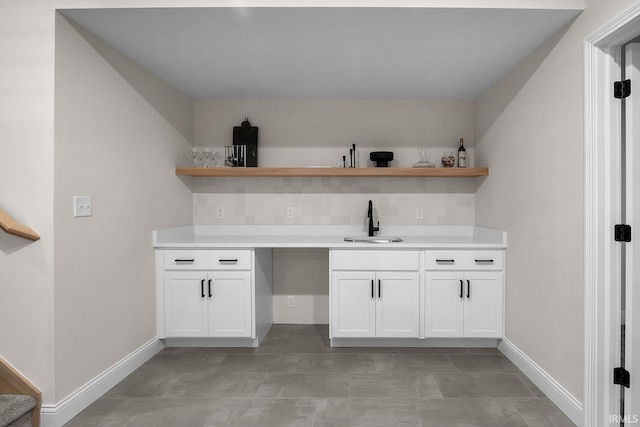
[368,200,380,237]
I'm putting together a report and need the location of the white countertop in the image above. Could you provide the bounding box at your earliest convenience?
[153,225,507,249]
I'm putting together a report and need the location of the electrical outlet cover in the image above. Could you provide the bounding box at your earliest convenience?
[74,196,92,217]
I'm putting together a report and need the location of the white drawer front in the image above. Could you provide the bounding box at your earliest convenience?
[331,250,420,271]
[163,250,252,270]
[425,250,503,270]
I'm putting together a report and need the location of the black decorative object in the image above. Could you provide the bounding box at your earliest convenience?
[370,151,394,167]
[233,117,258,167]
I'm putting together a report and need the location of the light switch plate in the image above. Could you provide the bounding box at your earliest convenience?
[74,196,92,217]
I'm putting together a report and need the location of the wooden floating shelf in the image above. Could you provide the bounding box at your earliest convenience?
[176,167,489,178]
[0,208,40,241]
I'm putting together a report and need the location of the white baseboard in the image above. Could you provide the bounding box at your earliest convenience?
[332,338,500,347]
[162,338,258,347]
[40,338,163,427]
[498,338,583,426]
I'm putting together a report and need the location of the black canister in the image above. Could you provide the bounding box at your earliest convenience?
[233,117,258,167]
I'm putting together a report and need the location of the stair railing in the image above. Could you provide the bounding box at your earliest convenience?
[0,356,41,426]
[0,208,40,241]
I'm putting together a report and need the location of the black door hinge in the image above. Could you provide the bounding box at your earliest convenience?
[615,224,632,242]
[614,367,631,388]
[615,79,631,98]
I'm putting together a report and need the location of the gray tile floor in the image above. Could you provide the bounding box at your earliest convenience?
[64,325,575,426]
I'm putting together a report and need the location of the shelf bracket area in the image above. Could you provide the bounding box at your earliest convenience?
[0,208,40,241]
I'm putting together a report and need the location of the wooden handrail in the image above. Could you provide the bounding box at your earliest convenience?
[0,208,40,241]
[0,356,41,426]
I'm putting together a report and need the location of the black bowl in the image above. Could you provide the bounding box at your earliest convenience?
[370,151,394,167]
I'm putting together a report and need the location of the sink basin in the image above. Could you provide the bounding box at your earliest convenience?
[344,236,403,243]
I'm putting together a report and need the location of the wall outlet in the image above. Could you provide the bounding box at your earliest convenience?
[216,207,224,219]
[416,207,424,220]
[286,207,294,219]
[287,296,295,308]
[74,196,92,217]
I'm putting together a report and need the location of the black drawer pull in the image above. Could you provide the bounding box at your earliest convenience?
[474,259,494,263]
[436,259,455,263]
[371,280,374,299]
[200,279,205,298]
[219,259,239,263]
[208,279,212,298]
[467,280,471,299]
[378,280,381,298]
[460,280,463,298]
[175,259,195,263]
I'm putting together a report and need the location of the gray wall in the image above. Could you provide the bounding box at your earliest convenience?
[53,14,193,400]
[3,0,635,414]
[474,0,637,403]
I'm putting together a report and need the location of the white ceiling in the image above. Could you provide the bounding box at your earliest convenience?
[60,7,581,100]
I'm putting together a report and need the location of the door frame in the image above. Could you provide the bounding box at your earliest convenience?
[584,3,640,426]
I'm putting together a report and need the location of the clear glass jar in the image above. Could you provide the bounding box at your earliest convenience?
[441,152,455,167]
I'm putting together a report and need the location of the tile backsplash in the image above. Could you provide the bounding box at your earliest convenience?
[192,177,475,226]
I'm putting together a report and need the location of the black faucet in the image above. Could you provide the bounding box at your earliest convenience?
[368,200,380,237]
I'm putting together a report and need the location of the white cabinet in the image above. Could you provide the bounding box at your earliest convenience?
[164,271,252,338]
[330,250,420,338]
[159,250,254,339]
[331,272,376,337]
[376,272,420,337]
[425,250,504,338]
[164,272,209,337]
[208,272,252,337]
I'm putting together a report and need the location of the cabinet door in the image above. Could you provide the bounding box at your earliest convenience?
[331,272,376,338]
[425,272,464,337]
[208,271,252,338]
[375,272,420,338]
[464,272,503,338]
[164,272,208,337]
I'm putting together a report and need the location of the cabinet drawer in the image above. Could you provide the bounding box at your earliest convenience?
[425,250,503,270]
[331,250,419,271]
[163,250,252,270]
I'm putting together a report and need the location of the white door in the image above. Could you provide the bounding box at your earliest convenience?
[164,271,208,337]
[375,272,420,338]
[331,272,376,337]
[624,42,640,422]
[425,272,464,337]
[464,272,503,338]
[208,271,252,337]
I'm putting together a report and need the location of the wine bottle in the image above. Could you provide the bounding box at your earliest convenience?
[458,138,467,168]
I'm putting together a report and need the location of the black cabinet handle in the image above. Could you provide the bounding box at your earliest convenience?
[474,259,494,263]
[219,259,238,264]
[460,280,463,298]
[467,280,471,299]
[371,280,374,299]
[175,259,195,263]
[378,280,381,298]
[200,279,205,298]
[208,279,212,298]
[436,259,455,263]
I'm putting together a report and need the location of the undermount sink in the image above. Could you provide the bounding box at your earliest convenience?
[344,236,404,243]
